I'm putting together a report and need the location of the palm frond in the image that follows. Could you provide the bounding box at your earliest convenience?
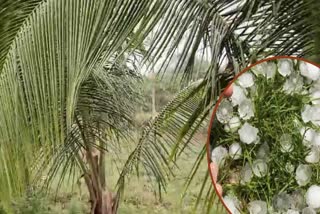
[141,0,318,86]
[34,58,142,194]
[0,0,44,70]
[116,79,210,198]
[0,0,152,205]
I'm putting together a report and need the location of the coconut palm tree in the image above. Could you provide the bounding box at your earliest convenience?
[0,1,148,213]
[0,0,319,214]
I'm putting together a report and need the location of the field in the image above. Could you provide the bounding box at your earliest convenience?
[7,131,224,214]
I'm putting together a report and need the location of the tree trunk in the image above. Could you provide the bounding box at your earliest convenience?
[92,190,118,214]
[84,148,118,214]
[75,118,118,214]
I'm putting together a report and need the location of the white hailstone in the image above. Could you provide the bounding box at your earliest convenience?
[231,84,248,106]
[241,162,253,184]
[311,112,320,127]
[300,127,315,142]
[312,132,320,148]
[311,91,320,105]
[291,190,306,210]
[295,164,312,186]
[283,72,304,94]
[227,116,241,132]
[216,99,233,124]
[305,147,320,163]
[229,142,242,160]
[300,127,316,148]
[265,61,277,79]
[238,72,255,88]
[300,61,320,81]
[252,159,268,177]
[301,105,320,126]
[238,98,255,120]
[306,185,320,209]
[238,122,259,144]
[223,195,241,214]
[313,78,320,90]
[248,200,267,214]
[278,59,293,77]
[302,105,313,123]
[211,146,228,166]
[279,133,294,153]
[302,207,317,214]
[251,63,266,77]
[286,209,299,214]
[256,142,270,159]
[272,192,292,212]
[309,87,320,105]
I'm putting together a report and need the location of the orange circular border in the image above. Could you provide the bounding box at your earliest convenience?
[206,56,320,213]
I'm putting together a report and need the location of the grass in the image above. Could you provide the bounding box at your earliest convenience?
[116,153,206,214]
[2,130,226,214]
[214,67,320,212]
[107,133,221,214]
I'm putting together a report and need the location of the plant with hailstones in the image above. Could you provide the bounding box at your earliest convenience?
[210,59,320,214]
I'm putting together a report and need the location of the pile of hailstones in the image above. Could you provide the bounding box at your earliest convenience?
[211,59,320,214]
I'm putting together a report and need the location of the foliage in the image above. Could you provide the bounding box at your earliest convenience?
[208,60,320,212]
[12,191,52,214]
[9,190,88,214]
[118,0,320,211]
[0,0,320,213]
[217,72,309,207]
[0,0,147,212]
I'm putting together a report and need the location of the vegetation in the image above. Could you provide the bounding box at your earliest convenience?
[3,147,207,214]
[215,62,318,212]
[0,0,319,214]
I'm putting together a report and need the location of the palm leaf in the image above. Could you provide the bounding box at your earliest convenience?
[0,0,153,207]
[116,79,210,197]
[0,0,44,70]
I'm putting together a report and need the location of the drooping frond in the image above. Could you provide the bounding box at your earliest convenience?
[116,79,213,198]
[141,0,318,87]
[0,0,43,70]
[0,0,153,206]
[36,62,141,192]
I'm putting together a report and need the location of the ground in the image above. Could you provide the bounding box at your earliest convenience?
[9,132,224,214]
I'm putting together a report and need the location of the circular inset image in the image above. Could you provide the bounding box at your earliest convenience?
[207,57,320,214]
